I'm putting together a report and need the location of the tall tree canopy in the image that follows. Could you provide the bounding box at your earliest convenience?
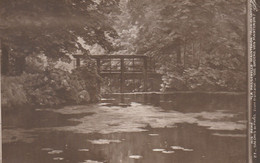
[0,0,119,60]
[0,0,247,91]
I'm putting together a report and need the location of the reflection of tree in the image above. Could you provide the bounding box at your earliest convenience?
[99,123,246,163]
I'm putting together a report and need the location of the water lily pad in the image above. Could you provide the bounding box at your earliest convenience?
[182,148,194,152]
[78,149,89,152]
[35,109,44,111]
[41,148,53,151]
[171,146,184,150]
[48,150,63,154]
[152,149,165,152]
[89,139,121,145]
[162,150,175,154]
[171,146,193,151]
[53,157,64,161]
[129,155,143,159]
[80,160,103,163]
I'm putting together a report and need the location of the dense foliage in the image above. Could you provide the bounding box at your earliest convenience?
[2,64,100,109]
[1,0,247,109]
[1,0,113,108]
[0,0,119,75]
[109,0,247,91]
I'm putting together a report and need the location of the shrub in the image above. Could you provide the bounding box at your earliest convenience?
[1,64,101,109]
[1,74,32,108]
[161,66,247,92]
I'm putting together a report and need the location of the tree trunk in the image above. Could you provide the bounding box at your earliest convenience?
[177,46,181,64]
[176,38,181,64]
[197,41,201,68]
[15,56,26,75]
[192,42,194,66]
[1,41,9,75]
[183,38,186,68]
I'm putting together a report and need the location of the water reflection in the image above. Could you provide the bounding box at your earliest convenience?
[98,124,246,163]
[109,92,246,113]
[4,124,243,163]
[2,92,247,163]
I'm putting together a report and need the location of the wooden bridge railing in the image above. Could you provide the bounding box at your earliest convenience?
[73,54,160,93]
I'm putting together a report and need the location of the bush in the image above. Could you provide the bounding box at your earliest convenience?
[161,66,247,92]
[1,64,101,109]
[1,75,29,108]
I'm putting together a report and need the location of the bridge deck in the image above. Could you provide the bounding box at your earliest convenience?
[90,54,147,59]
[99,72,162,79]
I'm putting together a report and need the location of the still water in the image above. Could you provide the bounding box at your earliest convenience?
[2,92,247,163]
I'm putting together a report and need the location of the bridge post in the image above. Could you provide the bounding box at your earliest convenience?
[72,55,81,68]
[143,57,148,92]
[76,58,80,68]
[120,58,125,93]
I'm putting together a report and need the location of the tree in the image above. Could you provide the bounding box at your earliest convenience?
[109,0,247,91]
[0,0,247,91]
[0,0,119,75]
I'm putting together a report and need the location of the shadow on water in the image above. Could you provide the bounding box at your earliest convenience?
[106,92,246,113]
[2,109,95,129]
[2,92,247,163]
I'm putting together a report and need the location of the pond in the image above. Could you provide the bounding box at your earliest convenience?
[2,92,247,163]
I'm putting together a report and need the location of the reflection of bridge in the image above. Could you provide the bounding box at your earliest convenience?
[73,54,162,93]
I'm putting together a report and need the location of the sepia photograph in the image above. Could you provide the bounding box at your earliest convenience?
[0,0,253,163]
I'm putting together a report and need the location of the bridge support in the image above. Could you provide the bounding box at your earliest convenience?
[143,57,148,92]
[73,55,81,68]
[120,58,125,93]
